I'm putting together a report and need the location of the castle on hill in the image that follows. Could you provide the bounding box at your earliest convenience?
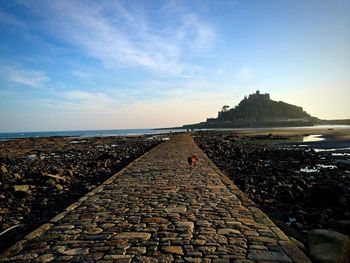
[183,90,319,129]
[246,90,270,101]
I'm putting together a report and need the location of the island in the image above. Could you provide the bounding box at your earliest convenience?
[180,90,350,129]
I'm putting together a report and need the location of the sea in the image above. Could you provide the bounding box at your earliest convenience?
[1,125,349,141]
[0,129,187,141]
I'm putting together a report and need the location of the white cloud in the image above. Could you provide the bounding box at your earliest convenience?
[20,0,215,75]
[8,69,48,87]
[0,64,48,87]
[56,76,236,114]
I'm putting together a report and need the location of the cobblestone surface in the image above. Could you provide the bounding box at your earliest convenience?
[0,134,310,262]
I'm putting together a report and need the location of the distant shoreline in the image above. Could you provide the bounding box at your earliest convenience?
[0,128,187,141]
[2,125,350,141]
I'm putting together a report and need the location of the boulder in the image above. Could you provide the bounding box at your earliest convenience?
[309,183,343,207]
[337,220,350,236]
[13,184,32,197]
[13,185,30,193]
[308,229,350,263]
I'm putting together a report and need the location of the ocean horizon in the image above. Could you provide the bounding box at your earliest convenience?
[0,128,188,141]
[1,125,350,141]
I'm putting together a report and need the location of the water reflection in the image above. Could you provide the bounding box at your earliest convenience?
[303,134,324,142]
[300,164,338,173]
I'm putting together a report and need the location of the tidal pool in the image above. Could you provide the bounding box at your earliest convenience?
[302,134,324,142]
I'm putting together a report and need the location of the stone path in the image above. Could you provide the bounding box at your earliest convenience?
[0,134,310,262]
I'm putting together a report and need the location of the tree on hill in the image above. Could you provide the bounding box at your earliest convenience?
[221,105,230,112]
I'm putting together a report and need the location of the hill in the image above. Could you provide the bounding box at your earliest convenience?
[182,91,320,129]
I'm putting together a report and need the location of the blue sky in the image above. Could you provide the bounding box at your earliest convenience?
[0,0,349,132]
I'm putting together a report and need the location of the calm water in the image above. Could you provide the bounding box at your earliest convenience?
[1,125,349,141]
[303,134,325,142]
[0,129,187,141]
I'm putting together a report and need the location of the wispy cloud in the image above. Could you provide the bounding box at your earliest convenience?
[59,90,117,111]
[0,64,48,87]
[19,0,215,75]
[0,8,25,28]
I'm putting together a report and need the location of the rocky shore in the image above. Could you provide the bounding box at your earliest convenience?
[0,135,163,253]
[195,130,350,260]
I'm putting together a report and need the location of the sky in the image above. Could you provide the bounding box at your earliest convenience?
[0,0,349,132]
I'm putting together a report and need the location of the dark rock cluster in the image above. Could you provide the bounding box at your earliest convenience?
[194,131,350,246]
[0,135,162,253]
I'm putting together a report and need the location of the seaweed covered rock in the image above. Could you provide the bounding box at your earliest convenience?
[308,229,350,263]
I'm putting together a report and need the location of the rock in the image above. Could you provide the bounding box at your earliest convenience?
[65,169,74,177]
[13,185,30,193]
[289,236,306,252]
[142,217,170,224]
[217,228,241,235]
[55,184,64,191]
[308,229,350,263]
[175,221,194,231]
[164,206,187,213]
[34,253,55,262]
[309,183,344,207]
[248,250,292,262]
[114,232,151,240]
[161,246,184,255]
[42,173,66,182]
[339,193,350,208]
[46,179,56,186]
[103,254,133,260]
[3,253,38,261]
[337,220,350,236]
[61,247,89,256]
[1,164,7,174]
[197,246,217,253]
[53,168,64,175]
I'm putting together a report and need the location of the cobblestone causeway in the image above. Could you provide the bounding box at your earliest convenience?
[0,134,310,262]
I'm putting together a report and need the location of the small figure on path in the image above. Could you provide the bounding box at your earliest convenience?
[187,155,198,167]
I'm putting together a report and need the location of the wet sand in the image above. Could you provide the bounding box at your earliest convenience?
[225,126,350,141]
